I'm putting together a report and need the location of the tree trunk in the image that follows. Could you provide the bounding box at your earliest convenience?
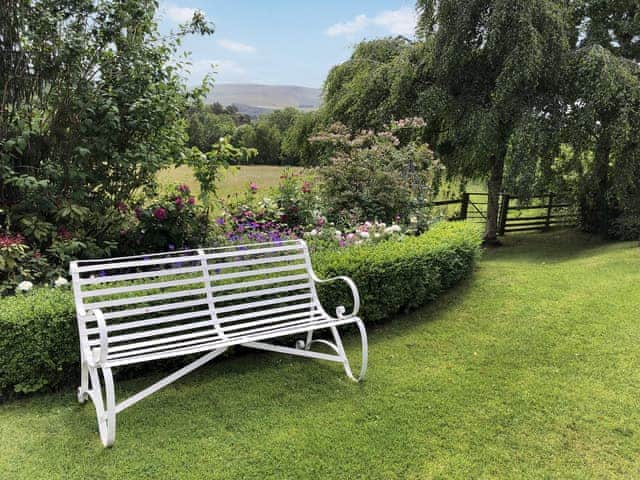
[581,129,611,234]
[484,153,505,245]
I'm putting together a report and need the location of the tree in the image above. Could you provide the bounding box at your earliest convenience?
[0,0,213,255]
[416,0,572,243]
[323,38,420,131]
[281,111,326,166]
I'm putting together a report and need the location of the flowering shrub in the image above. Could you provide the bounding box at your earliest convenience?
[305,220,407,252]
[273,168,321,229]
[310,119,444,229]
[127,184,207,252]
[213,184,301,245]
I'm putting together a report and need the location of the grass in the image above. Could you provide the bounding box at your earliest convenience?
[157,165,303,199]
[1,230,639,478]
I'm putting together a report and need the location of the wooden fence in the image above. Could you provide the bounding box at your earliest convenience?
[433,192,578,235]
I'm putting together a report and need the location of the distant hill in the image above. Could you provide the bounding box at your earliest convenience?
[206,83,322,117]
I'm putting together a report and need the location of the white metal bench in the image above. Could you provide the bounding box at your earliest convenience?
[69,239,367,447]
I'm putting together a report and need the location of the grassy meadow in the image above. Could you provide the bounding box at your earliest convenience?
[2,230,639,478]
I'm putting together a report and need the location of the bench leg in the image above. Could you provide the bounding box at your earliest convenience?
[329,320,368,382]
[85,365,117,447]
[78,358,89,404]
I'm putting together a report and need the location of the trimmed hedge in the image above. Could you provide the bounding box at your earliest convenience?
[313,221,482,323]
[0,221,481,397]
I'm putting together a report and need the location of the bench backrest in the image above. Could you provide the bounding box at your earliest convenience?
[70,240,321,361]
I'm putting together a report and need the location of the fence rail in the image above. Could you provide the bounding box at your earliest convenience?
[433,192,577,235]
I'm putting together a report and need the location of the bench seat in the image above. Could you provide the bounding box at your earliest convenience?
[70,239,367,447]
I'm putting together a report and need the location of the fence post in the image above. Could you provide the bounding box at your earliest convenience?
[459,193,469,220]
[498,194,510,236]
[545,192,554,230]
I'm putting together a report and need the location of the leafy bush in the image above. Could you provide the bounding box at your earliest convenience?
[0,221,481,397]
[313,222,482,323]
[310,119,444,228]
[0,288,77,396]
[125,184,208,253]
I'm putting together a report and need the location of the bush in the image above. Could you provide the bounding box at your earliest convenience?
[0,288,77,396]
[0,221,481,397]
[313,222,482,323]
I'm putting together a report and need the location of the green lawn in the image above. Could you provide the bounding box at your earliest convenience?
[1,230,639,479]
[158,165,303,199]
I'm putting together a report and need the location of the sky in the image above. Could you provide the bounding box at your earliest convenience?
[157,1,418,88]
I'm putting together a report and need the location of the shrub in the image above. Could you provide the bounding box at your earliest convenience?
[0,221,481,397]
[310,120,444,228]
[313,222,482,323]
[0,288,77,396]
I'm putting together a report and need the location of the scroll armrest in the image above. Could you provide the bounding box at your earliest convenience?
[87,308,109,365]
[311,273,360,319]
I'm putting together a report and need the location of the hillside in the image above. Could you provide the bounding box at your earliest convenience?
[206,83,322,115]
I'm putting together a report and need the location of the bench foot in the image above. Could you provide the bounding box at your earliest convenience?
[83,365,116,447]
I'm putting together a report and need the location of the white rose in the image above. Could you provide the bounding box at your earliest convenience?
[16,281,33,292]
[308,229,318,236]
[335,230,342,238]
[359,231,370,238]
[54,276,69,288]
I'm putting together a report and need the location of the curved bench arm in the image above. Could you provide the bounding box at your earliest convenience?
[88,308,109,365]
[310,272,360,319]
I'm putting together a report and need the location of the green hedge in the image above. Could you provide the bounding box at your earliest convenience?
[0,221,481,397]
[313,221,482,323]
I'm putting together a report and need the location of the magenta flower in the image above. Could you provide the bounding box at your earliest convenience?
[178,184,190,194]
[188,196,195,205]
[175,197,183,207]
[249,182,258,193]
[153,207,167,221]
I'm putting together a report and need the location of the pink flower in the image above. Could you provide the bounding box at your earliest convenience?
[175,197,183,207]
[178,184,190,194]
[57,227,73,240]
[249,182,258,193]
[153,207,167,221]
[115,201,128,213]
[134,207,143,219]
[302,181,312,194]
[188,196,195,205]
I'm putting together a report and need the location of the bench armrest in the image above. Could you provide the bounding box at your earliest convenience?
[87,308,109,365]
[311,273,360,319]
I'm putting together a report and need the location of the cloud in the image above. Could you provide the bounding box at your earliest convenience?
[325,14,369,37]
[325,7,417,38]
[217,39,256,54]
[164,4,196,23]
[372,7,417,37]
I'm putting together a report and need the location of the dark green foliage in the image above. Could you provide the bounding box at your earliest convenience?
[0,221,481,397]
[0,288,77,396]
[313,222,482,323]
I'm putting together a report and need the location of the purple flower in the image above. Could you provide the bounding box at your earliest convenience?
[153,207,167,221]
[168,244,176,251]
[216,217,225,225]
[178,184,190,194]
[98,270,107,277]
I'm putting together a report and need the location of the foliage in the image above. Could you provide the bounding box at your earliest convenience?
[0,0,215,272]
[310,120,443,228]
[313,221,481,324]
[125,184,207,253]
[0,287,77,395]
[415,0,572,243]
[186,103,251,153]
[0,221,481,397]
[322,37,421,131]
[574,0,639,62]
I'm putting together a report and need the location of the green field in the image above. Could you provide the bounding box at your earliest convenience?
[1,230,639,478]
[157,165,303,200]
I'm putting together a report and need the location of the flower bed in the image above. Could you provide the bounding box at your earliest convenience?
[0,221,481,397]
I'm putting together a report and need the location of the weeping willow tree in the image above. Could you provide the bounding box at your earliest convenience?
[415,0,572,244]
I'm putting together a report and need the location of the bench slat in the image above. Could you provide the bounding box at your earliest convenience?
[101,297,209,321]
[213,283,311,303]
[84,287,208,311]
[78,265,203,286]
[215,293,312,314]
[211,264,306,282]
[79,277,206,298]
[209,253,306,271]
[210,273,310,293]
